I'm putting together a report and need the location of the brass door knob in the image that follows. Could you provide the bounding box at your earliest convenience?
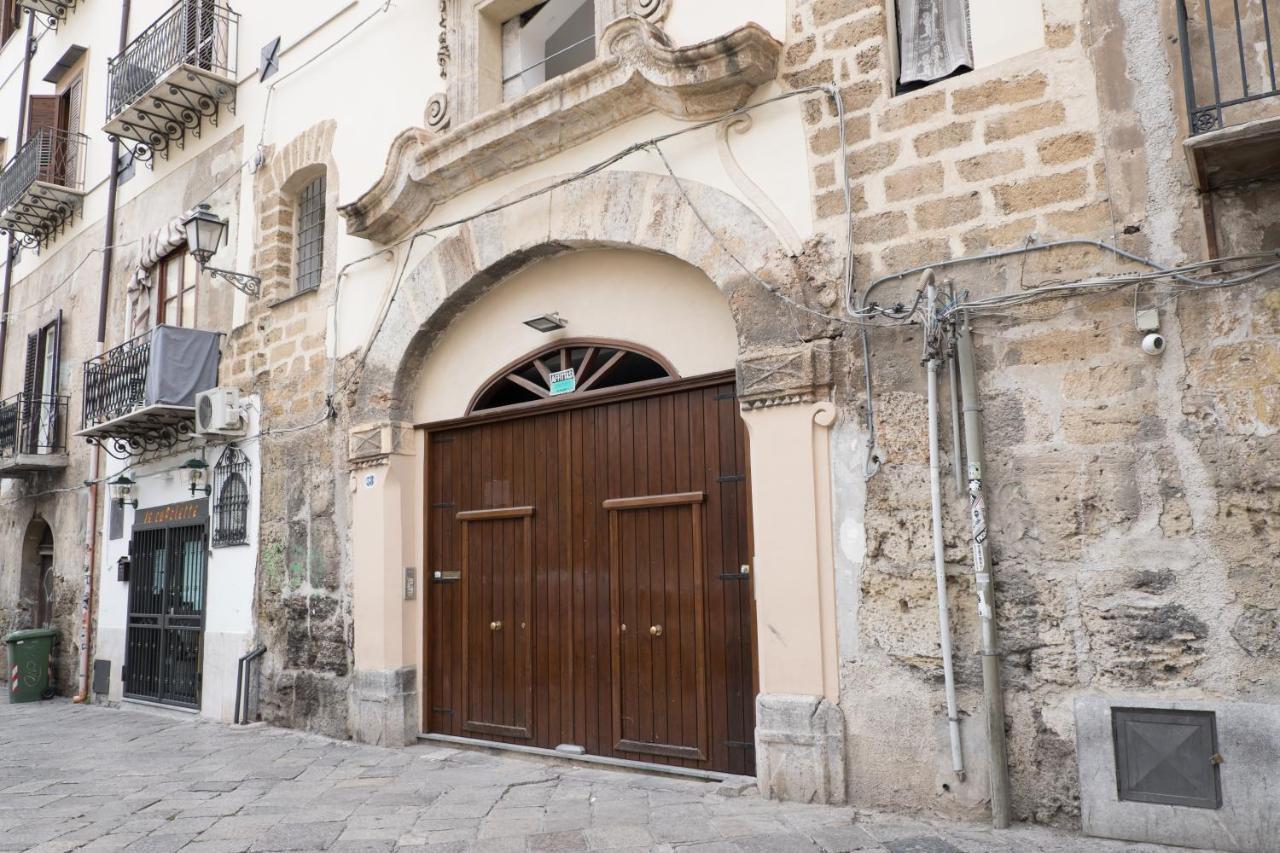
[490,621,503,631]
[650,625,663,637]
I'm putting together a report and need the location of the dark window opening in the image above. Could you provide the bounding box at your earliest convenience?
[212,445,250,547]
[295,174,326,293]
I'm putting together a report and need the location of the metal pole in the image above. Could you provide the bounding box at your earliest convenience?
[924,272,964,780]
[955,313,1011,828]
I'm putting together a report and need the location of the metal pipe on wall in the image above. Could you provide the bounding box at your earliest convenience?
[75,0,132,704]
[955,312,1012,828]
[923,271,964,780]
[0,10,37,393]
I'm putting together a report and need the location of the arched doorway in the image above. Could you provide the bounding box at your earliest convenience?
[20,519,54,629]
[423,341,756,775]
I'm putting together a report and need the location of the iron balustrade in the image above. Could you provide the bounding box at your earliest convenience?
[0,393,68,457]
[0,128,88,212]
[106,0,239,121]
[1178,0,1280,133]
[82,329,154,430]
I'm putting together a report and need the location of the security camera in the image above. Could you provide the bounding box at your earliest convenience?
[1141,333,1166,356]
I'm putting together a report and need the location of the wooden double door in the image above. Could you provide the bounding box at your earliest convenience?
[425,374,757,774]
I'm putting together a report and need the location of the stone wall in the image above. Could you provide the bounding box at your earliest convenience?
[225,120,352,738]
[787,0,1279,827]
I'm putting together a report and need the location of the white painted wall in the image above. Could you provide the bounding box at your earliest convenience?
[96,400,262,722]
[664,0,787,45]
[970,0,1047,69]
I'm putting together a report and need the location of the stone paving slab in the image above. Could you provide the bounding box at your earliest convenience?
[0,702,1214,852]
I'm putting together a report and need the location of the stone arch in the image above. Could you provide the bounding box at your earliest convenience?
[250,120,340,304]
[353,169,837,422]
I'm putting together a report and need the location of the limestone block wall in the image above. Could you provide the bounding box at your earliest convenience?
[786,0,1279,826]
[223,120,352,739]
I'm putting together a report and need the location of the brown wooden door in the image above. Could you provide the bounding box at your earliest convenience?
[459,507,533,739]
[607,493,709,761]
[425,374,756,774]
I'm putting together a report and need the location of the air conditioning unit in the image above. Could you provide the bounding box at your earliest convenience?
[195,387,246,436]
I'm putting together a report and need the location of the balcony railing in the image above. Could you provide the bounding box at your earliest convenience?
[79,325,221,458]
[0,393,68,460]
[1178,0,1280,134]
[17,0,84,30]
[0,128,88,250]
[105,0,239,165]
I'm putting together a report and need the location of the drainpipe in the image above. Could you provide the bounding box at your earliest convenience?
[74,0,131,704]
[922,270,964,781]
[0,10,36,392]
[955,312,1011,828]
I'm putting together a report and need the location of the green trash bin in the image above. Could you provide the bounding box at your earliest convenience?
[4,628,58,703]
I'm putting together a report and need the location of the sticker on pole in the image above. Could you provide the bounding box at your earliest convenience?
[549,368,577,396]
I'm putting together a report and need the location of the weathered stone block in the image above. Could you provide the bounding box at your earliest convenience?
[1038,131,1097,165]
[755,694,847,805]
[812,0,879,28]
[823,15,883,50]
[854,210,910,244]
[913,192,983,230]
[913,121,974,157]
[952,72,1048,114]
[352,666,419,748]
[884,162,944,202]
[879,92,945,133]
[984,101,1068,143]
[992,169,1089,214]
[956,149,1025,182]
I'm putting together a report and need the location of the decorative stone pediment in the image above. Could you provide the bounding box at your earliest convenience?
[340,16,781,244]
[737,341,834,409]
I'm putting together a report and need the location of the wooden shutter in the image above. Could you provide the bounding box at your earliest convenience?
[1,0,19,46]
[49,310,62,396]
[22,331,38,400]
[28,95,60,183]
[61,78,82,184]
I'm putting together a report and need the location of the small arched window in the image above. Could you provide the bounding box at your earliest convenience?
[469,340,677,414]
[212,445,250,548]
[295,174,326,293]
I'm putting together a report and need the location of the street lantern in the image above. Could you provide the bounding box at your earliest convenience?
[182,458,211,497]
[181,204,227,266]
[109,474,138,509]
[180,205,262,297]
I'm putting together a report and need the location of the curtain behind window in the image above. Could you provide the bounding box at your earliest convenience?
[897,0,973,87]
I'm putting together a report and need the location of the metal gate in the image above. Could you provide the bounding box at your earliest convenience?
[124,502,208,709]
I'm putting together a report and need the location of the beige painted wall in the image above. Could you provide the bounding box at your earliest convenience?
[411,248,739,423]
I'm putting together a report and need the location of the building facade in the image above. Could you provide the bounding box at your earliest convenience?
[0,1,1276,850]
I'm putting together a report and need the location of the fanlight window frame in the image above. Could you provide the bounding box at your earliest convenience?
[467,338,679,415]
[211,444,251,548]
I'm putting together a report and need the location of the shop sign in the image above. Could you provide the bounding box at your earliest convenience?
[133,499,209,531]
[549,368,577,396]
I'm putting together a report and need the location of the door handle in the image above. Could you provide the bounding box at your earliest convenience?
[490,621,503,631]
[650,625,663,637]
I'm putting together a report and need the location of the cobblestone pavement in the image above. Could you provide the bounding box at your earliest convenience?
[0,702,1203,853]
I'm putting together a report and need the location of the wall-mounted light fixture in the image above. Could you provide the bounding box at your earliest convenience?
[523,312,567,333]
[182,204,262,297]
[181,458,212,497]
[109,474,138,509]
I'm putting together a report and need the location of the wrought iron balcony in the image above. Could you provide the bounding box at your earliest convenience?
[104,0,239,167]
[17,0,84,30]
[0,128,88,251]
[1178,0,1280,187]
[0,392,69,477]
[78,325,221,459]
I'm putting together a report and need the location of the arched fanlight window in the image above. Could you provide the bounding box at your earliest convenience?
[212,445,250,548]
[468,339,678,414]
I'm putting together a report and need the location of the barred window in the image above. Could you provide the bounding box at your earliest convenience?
[295,174,326,293]
[212,445,250,547]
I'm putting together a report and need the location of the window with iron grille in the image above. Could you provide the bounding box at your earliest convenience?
[295,174,326,293]
[212,445,250,547]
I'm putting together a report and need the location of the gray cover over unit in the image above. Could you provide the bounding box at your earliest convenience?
[143,326,221,409]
